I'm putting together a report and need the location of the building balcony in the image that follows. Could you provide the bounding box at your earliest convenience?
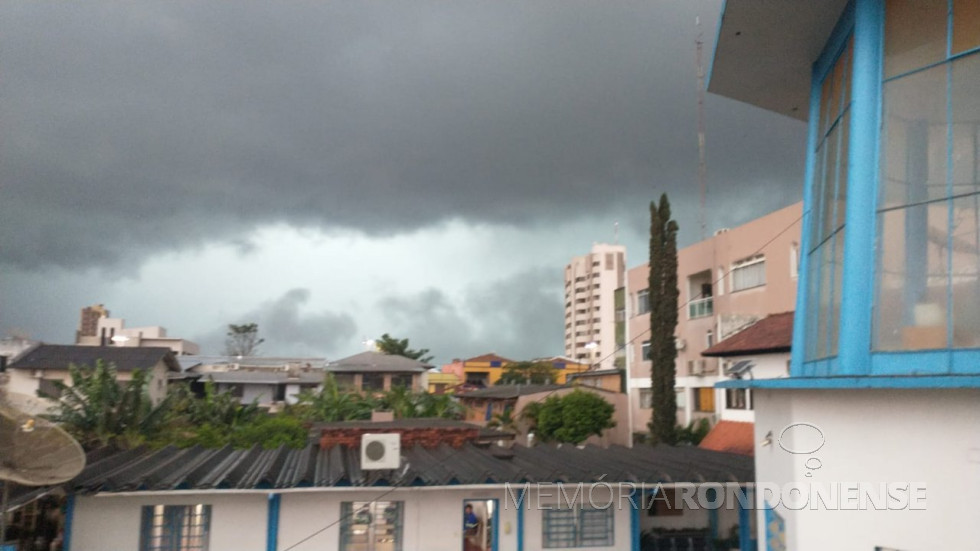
[688,297,714,319]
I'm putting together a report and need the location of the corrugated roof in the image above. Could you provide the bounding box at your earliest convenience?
[180,355,328,369]
[329,351,431,373]
[9,345,179,372]
[699,421,755,457]
[41,441,751,495]
[701,312,794,357]
[310,419,513,440]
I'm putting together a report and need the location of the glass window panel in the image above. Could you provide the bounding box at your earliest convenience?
[843,36,854,109]
[820,71,834,136]
[836,112,851,232]
[952,54,980,194]
[829,229,846,356]
[884,0,948,79]
[810,143,828,249]
[880,64,949,209]
[821,125,841,244]
[953,0,980,54]
[875,204,951,350]
[828,54,844,128]
[817,241,833,358]
[805,249,823,361]
[951,195,980,347]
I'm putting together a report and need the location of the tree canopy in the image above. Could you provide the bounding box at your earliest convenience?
[524,390,615,445]
[375,333,433,363]
[225,322,265,356]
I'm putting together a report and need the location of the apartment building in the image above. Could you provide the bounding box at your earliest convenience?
[626,202,801,430]
[562,243,626,370]
[74,304,200,355]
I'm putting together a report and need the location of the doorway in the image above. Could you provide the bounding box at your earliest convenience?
[461,499,497,551]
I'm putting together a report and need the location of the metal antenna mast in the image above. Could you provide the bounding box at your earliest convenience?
[696,15,708,240]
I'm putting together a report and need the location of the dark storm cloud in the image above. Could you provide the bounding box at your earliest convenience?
[0,0,805,271]
[376,267,562,363]
[194,288,357,355]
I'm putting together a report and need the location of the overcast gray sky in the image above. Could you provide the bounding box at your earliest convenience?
[0,1,806,364]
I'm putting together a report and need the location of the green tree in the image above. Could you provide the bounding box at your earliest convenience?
[293,373,377,422]
[496,361,558,385]
[375,333,433,363]
[44,360,171,449]
[225,323,265,356]
[487,408,519,433]
[648,194,680,445]
[532,390,615,445]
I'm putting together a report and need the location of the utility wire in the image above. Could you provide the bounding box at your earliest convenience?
[281,208,806,550]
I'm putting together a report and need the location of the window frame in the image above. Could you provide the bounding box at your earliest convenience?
[542,504,614,548]
[730,255,768,292]
[140,504,212,551]
[340,501,404,551]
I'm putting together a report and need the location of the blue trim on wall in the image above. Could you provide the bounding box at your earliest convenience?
[836,0,883,376]
[705,0,727,89]
[738,488,753,551]
[631,488,640,551]
[516,488,525,551]
[63,495,75,551]
[716,373,980,389]
[266,493,281,551]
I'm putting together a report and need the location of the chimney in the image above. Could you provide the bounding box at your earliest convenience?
[371,410,394,422]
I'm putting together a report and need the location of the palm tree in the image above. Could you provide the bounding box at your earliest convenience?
[487,408,519,433]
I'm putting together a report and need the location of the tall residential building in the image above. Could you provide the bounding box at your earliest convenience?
[74,305,200,355]
[563,243,626,370]
[626,202,801,430]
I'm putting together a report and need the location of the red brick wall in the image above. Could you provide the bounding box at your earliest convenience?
[319,427,479,450]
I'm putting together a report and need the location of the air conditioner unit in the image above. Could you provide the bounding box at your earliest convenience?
[361,433,401,470]
[675,338,686,351]
[691,360,706,376]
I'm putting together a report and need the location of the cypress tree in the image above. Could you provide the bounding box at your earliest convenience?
[648,193,679,445]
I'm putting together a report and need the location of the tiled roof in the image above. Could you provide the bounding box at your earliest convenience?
[329,351,431,372]
[464,353,513,364]
[25,442,751,497]
[8,345,179,372]
[456,384,565,399]
[699,421,755,457]
[701,312,794,357]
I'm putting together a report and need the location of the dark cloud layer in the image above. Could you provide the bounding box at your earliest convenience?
[194,288,357,356]
[0,1,805,271]
[376,267,562,362]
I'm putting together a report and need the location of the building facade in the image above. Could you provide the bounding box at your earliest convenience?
[74,304,200,355]
[563,243,627,369]
[711,1,980,548]
[626,203,801,431]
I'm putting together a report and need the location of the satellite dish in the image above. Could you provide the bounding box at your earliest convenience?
[0,398,86,486]
[0,389,86,545]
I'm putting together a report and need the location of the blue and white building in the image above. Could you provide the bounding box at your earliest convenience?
[711,1,980,548]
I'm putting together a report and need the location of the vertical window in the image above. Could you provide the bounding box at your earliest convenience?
[140,505,211,551]
[361,373,385,391]
[639,389,653,408]
[542,505,614,548]
[636,289,650,315]
[731,256,767,291]
[726,388,749,410]
[805,34,854,361]
[390,374,413,389]
[876,1,980,351]
[640,340,651,361]
[341,501,403,551]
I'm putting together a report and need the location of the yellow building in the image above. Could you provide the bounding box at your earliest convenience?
[426,371,461,394]
[461,353,590,386]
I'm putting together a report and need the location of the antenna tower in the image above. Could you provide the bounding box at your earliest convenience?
[696,16,708,240]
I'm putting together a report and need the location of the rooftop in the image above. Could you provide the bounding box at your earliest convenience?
[204,371,324,385]
[12,441,752,505]
[456,384,565,399]
[9,345,179,372]
[699,420,755,457]
[178,355,328,371]
[701,312,794,357]
[463,353,513,364]
[328,351,431,373]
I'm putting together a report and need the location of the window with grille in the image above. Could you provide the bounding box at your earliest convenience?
[542,505,614,548]
[140,505,211,551]
[636,289,650,315]
[340,501,403,551]
[731,256,767,291]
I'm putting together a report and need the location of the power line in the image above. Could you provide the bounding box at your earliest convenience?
[281,208,806,550]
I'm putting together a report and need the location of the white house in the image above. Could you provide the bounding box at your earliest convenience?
[53,440,755,551]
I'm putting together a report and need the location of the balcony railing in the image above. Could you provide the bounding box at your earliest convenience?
[688,297,713,319]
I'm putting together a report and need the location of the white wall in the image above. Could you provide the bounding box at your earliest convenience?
[72,493,268,551]
[753,388,980,550]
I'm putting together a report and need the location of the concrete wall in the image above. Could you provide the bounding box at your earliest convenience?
[72,493,268,551]
[6,361,170,405]
[753,388,980,550]
[628,202,801,431]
